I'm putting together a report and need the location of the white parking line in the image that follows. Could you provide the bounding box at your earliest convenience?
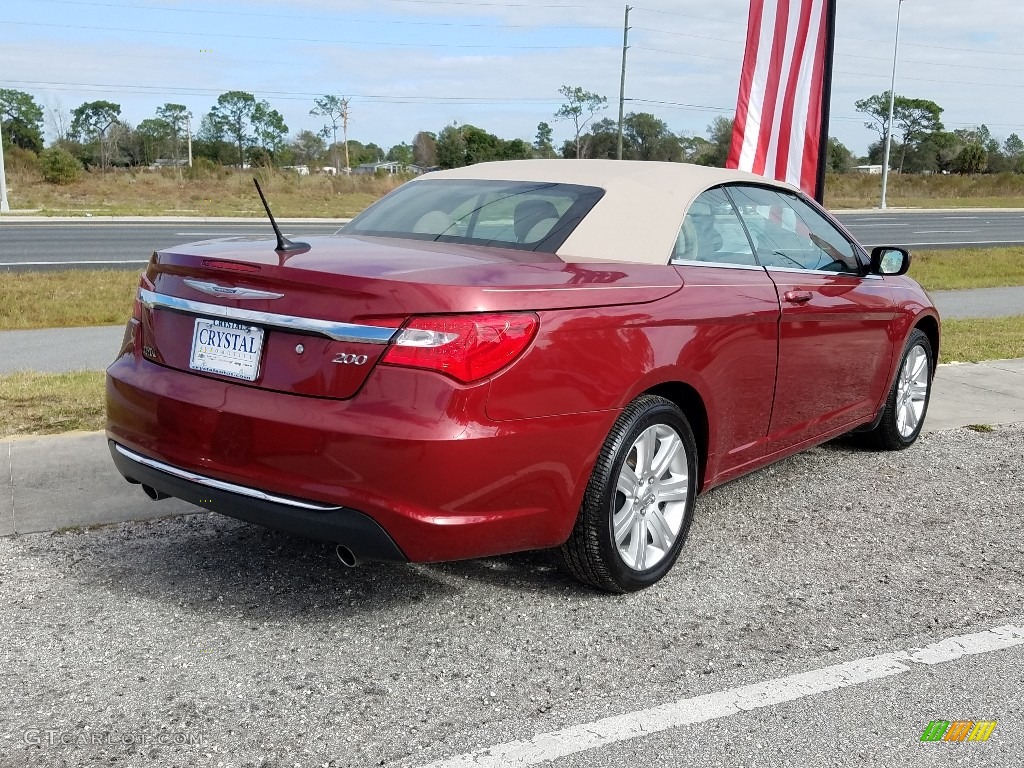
[912,230,979,235]
[420,624,1024,768]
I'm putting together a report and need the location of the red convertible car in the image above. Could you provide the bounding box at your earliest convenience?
[106,160,939,592]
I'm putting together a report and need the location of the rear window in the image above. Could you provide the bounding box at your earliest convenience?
[342,179,605,253]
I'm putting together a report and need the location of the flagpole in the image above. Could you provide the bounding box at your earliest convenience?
[814,0,838,205]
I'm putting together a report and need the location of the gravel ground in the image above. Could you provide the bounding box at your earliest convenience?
[1,425,1022,768]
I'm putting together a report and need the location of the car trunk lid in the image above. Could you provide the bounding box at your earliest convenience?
[137,235,681,399]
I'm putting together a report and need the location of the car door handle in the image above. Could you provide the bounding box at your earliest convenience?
[783,290,813,304]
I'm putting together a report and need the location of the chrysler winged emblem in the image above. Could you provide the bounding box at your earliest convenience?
[183,279,284,300]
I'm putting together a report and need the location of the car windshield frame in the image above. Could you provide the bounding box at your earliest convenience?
[341,179,606,253]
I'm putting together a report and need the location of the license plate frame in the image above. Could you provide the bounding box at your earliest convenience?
[189,317,265,382]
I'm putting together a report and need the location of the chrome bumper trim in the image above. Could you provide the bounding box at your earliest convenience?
[138,288,397,345]
[114,444,343,511]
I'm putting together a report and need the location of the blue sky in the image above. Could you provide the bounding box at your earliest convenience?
[4,0,1024,155]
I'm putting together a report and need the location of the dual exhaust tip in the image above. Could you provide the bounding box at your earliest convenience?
[139,484,361,568]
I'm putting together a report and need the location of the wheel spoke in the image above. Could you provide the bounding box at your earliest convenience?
[646,507,675,551]
[650,433,681,479]
[657,475,689,502]
[902,401,919,432]
[910,349,928,380]
[613,502,639,545]
[628,518,648,570]
[617,463,640,497]
[636,428,657,475]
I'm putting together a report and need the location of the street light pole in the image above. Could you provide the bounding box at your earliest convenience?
[0,119,10,213]
[879,0,905,210]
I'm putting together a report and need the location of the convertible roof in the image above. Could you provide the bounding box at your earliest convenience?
[419,159,799,265]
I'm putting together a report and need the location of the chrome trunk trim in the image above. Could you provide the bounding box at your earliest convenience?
[138,288,397,344]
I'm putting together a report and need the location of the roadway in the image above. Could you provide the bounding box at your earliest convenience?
[1,210,1022,271]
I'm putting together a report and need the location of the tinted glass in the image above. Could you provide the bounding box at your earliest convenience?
[728,185,862,274]
[342,179,605,253]
[671,187,756,266]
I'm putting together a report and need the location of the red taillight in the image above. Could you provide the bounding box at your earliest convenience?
[381,313,538,383]
[121,274,152,355]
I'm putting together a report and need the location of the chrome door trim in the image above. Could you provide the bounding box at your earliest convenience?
[138,288,398,344]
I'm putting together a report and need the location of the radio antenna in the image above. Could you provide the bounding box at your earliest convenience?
[253,178,309,254]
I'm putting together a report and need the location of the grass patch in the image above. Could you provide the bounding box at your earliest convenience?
[966,424,995,433]
[940,316,1024,363]
[825,172,1024,209]
[8,165,1024,217]
[0,371,106,437]
[7,166,404,217]
[910,247,1024,291]
[0,270,138,330]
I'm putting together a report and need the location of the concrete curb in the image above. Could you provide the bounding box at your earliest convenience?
[2,360,1022,538]
[1,432,195,537]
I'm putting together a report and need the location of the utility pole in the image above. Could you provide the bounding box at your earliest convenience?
[341,97,351,171]
[0,119,9,212]
[616,5,632,161]
[880,0,906,209]
[186,111,193,168]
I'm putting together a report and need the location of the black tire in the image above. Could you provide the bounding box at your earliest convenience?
[859,329,933,451]
[559,395,698,593]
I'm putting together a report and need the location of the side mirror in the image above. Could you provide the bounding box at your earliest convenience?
[870,246,911,276]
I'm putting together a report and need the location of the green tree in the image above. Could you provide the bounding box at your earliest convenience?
[436,124,530,168]
[691,116,734,167]
[0,89,45,153]
[534,121,555,158]
[135,118,171,165]
[555,85,608,159]
[251,102,288,159]
[290,130,325,167]
[565,117,622,159]
[155,103,191,166]
[1003,133,1024,159]
[826,137,853,174]
[209,91,258,167]
[412,131,437,167]
[310,95,350,170]
[952,144,987,174]
[194,113,232,164]
[386,142,414,165]
[70,100,122,169]
[855,91,944,173]
[40,146,83,184]
[624,112,682,161]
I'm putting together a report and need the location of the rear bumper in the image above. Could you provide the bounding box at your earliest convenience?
[106,354,616,562]
[109,441,407,562]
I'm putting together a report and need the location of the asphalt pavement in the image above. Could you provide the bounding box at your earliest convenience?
[1,209,1022,271]
[2,424,1021,767]
[0,218,347,270]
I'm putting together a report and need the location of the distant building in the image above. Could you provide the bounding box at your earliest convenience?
[149,158,188,170]
[353,161,424,176]
[855,164,884,175]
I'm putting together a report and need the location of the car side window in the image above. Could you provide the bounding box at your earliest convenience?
[671,188,757,267]
[727,185,862,274]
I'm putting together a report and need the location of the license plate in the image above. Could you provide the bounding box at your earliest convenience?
[189,318,265,382]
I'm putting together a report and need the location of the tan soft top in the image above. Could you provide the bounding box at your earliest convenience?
[419,159,797,264]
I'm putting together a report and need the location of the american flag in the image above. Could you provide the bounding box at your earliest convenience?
[727,0,835,198]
